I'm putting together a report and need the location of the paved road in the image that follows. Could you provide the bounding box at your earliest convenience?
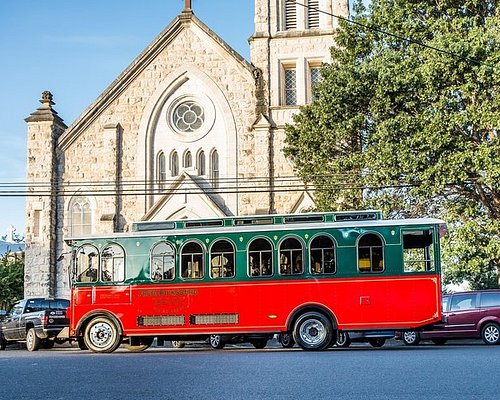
[1,341,499,399]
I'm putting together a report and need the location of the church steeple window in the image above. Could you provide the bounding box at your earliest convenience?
[284,0,297,30]
[307,0,320,28]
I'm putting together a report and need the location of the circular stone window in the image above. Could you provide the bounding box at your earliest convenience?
[172,101,205,133]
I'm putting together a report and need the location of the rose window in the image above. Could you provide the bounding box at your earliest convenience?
[172,101,205,133]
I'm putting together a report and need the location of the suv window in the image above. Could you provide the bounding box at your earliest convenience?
[479,292,500,308]
[450,293,477,311]
[442,295,450,311]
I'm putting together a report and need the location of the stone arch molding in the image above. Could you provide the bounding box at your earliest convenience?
[136,64,238,213]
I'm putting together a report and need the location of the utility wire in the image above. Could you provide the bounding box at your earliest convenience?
[296,1,494,68]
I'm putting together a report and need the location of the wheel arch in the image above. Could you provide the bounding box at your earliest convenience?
[75,310,124,337]
[286,303,338,333]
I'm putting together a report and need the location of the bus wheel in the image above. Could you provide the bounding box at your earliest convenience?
[402,330,420,346]
[293,312,333,351]
[124,337,154,352]
[209,334,225,349]
[84,316,121,353]
[26,328,41,352]
[279,333,295,348]
[335,331,351,347]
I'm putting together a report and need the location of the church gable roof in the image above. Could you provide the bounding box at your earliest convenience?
[58,9,256,150]
[142,171,231,221]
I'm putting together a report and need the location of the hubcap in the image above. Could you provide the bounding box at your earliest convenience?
[89,322,114,348]
[299,319,326,346]
[404,331,416,344]
[484,326,499,343]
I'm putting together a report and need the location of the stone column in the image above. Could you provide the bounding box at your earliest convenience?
[25,91,67,297]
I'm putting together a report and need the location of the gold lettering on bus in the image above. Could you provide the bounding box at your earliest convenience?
[138,289,198,297]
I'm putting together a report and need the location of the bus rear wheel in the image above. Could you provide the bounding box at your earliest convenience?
[84,316,121,353]
[293,312,333,351]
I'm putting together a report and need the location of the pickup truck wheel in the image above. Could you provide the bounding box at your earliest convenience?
[42,340,55,349]
[77,337,88,350]
[84,316,121,353]
[26,328,41,352]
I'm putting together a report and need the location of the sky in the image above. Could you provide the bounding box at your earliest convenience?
[0,0,255,239]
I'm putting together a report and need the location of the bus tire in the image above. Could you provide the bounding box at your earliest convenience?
[293,312,333,351]
[84,316,121,353]
[77,336,88,350]
[26,328,41,352]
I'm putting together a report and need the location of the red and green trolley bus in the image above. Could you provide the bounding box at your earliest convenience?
[64,210,446,352]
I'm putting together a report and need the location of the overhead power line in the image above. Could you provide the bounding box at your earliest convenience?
[296,1,493,68]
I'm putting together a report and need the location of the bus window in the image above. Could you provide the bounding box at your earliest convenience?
[210,240,235,279]
[75,244,99,283]
[310,235,336,274]
[402,230,435,272]
[101,244,125,282]
[151,242,175,281]
[279,237,303,275]
[181,241,204,279]
[357,234,384,273]
[248,238,273,277]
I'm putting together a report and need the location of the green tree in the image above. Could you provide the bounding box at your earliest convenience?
[0,254,24,310]
[284,0,500,288]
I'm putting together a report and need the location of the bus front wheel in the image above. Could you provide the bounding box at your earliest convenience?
[293,312,333,351]
[84,316,121,353]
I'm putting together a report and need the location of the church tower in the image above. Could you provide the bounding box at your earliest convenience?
[249,0,349,212]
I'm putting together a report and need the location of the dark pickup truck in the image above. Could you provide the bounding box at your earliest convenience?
[0,298,70,351]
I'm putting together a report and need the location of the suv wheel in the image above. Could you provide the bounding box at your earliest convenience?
[209,335,225,349]
[402,330,420,346]
[481,322,500,345]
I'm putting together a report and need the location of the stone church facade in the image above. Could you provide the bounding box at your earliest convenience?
[24,0,348,297]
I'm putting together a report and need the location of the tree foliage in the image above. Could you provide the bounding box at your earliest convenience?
[284,0,500,288]
[0,254,24,311]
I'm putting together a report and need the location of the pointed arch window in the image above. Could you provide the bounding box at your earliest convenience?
[157,151,167,188]
[184,151,192,168]
[70,196,92,236]
[170,151,179,176]
[198,150,206,175]
[210,150,219,188]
